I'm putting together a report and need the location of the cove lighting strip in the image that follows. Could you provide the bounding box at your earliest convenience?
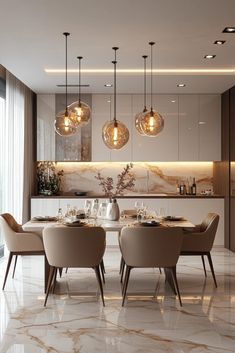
[45,68,235,75]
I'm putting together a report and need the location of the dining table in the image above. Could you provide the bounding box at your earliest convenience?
[23,217,195,292]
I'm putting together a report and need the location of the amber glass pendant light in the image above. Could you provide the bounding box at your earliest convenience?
[102,47,129,150]
[54,32,76,137]
[135,55,148,135]
[140,42,164,136]
[69,56,91,127]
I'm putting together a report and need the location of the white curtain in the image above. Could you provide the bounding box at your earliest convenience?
[0,71,34,224]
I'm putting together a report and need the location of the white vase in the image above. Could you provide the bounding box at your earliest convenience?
[106,198,120,221]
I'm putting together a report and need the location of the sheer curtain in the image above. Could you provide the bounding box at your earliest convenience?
[1,71,34,224]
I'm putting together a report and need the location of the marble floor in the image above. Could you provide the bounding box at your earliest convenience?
[0,247,234,353]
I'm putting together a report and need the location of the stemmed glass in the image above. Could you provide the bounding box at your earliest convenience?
[134,201,146,222]
[84,200,92,218]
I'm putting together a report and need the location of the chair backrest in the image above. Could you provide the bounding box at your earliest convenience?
[43,226,106,268]
[200,213,219,251]
[200,213,219,232]
[120,226,183,268]
[0,213,44,252]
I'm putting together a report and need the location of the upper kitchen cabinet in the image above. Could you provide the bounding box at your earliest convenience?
[92,94,111,161]
[132,95,179,161]
[179,95,199,161]
[92,94,132,162]
[179,94,221,161]
[199,95,221,161]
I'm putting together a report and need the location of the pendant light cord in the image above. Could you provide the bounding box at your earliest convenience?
[149,42,155,112]
[112,47,118,125]
[63,32,70,116]
[142,55,148,112]
[77,56,83,105]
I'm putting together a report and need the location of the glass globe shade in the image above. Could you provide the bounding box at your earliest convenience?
[54,110,77,137]
[140,109,164,136]
[69,101,91,127]
[135,110,147,135]
[102,120,129,150]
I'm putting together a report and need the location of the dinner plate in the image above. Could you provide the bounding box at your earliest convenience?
[63,221,87,227]
[164,216,184,221]
[140,221,160,227]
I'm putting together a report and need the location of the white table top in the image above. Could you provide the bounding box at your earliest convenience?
[23,218,195,234]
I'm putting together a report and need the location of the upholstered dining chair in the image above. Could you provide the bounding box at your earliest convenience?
[43,226,106,307]
[119,226,183,306]
[181,213,219,287]
[0,213,44,290]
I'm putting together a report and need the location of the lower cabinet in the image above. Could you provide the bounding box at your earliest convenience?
[31,197,224,246]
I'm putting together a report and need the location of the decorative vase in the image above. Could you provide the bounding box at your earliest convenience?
[106,198,120,221]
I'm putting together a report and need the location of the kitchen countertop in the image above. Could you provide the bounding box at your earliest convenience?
[31,194,224,199]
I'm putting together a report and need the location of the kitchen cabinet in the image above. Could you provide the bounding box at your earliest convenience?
[132,95,179,161]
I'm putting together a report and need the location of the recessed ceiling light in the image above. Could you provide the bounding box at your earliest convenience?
[199,121,206,125]
[107,100,111,103]
[214,40,226,45]
[222,27,235,33]
[177,83,186,87]
[171,100,176,103]
[204,55,216,59]
[104,83,112,87]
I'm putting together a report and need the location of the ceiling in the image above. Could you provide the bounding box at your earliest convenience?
[1,0,235,94]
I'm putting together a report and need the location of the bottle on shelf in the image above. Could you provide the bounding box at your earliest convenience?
[57,208,63,223]
[179,181,185,195]
[191,177,197,195]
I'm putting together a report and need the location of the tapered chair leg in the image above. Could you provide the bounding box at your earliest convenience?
[65,268,68,273]
[44,266,56,307]
[12,255,18,278]
[159,267,162,274]
[119,256,124,274]
[170,267,182,307]
[2,252,13,290]
[201,255,207,277]
[94,266,105,306]
[120,260,126,284]
[207,253,217,288]
[52,268,58,293]
[100,262,105,284]
[100,259,106,274]
[122,266,131,307]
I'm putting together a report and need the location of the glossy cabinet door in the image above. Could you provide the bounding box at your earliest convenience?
[179,95,199,161]
[37,94,56,161]
[199,95,221,161]
[92,94,111,161]
[132,95,179,161]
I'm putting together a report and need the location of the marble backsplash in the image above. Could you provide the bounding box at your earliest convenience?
[52,162,214,196]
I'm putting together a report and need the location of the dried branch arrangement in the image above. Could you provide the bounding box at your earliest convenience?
[95,163,135,197]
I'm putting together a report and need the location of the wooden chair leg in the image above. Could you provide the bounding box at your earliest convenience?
[44,266,56,307]
[170,267,182,307]
[94,266,105,307]
[207,253,217,288]
[2,252,13,290]
[100,259,106,274]
[100,262,105,284]
[201,255,207,277]
[120,260,126,284]
[12,255,18,278]
[122,266,131,307]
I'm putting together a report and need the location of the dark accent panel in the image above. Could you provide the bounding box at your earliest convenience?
[229,87,235,251]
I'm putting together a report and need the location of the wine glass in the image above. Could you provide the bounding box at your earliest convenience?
[84,200,91,218]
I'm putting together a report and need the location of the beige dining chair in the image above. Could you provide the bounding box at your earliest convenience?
[0,213,44,290]
[181,213,219,287]
[120,226,183,306]
[43,226,106,307]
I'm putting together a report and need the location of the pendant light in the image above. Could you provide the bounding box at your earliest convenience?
[69,56,91,127]
[54,32,76,137]
[140,42,164,136]
[102,47,129,150]
[135,55,148,135]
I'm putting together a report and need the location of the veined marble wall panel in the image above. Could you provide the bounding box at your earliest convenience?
[55,162,213,195]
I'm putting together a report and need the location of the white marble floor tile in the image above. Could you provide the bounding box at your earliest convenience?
[0,247,234,353]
